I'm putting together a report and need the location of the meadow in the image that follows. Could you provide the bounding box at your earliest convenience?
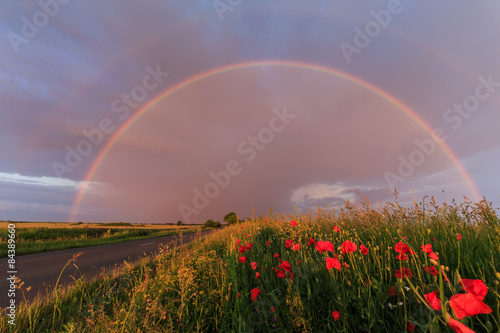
[1,197,499,332]
[0,222,199,257]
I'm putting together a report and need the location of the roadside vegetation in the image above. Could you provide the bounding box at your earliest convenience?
[1,197,499,332]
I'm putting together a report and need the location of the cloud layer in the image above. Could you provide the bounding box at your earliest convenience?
[1,1,499,222]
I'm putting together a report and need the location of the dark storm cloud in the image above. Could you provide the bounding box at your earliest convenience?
[1,0,499,222]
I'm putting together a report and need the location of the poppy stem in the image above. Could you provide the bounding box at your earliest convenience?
[438,265,449,321]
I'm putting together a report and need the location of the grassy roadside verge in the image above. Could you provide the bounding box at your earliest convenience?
[1,198,498,332]
[0,227,204,257]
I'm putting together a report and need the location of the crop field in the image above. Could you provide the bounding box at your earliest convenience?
[0,222,200,257]
[0,221,197,229]
[1,198,499,332]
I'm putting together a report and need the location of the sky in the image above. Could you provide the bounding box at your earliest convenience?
[1,0,499,224]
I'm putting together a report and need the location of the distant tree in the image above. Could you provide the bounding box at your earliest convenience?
[177,220,184,226]
[223,212,238,225]
[204,219,221,228]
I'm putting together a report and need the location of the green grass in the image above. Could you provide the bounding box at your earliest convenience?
[0,227,201,257]
[1,198,499,332]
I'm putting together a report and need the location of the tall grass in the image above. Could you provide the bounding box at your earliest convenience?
[1,198,499,332]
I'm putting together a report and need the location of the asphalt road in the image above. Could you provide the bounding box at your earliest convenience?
[0,230,213,309]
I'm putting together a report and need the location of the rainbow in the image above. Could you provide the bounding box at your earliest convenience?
[69,60,481,222]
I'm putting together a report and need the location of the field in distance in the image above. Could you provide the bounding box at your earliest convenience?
[0,221,204,257]
[0,221,198,229]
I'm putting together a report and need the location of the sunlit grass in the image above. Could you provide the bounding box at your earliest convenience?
[1,197,499,332]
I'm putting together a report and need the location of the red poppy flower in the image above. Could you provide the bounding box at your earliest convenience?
[428,251,439,260]
[457,234,462,240]
[406,322,416,332]
[239,245,245,253]
[395,268,413,279]
[271,306,275,313]
[251,262,257,270]
[421,244,432,253]
[238,292,240,299]
[359,244,368,255]
[395,253,408,261]
[290,220,297,227]
[251,288,260,301]
[279,260,292,272]
[424,266,438,276]
[326,257,341,271]
[284,239,294,248]
[307,238,315,246]
[394,241,405,253]
[236,239,241,245]
[297,260,302,266]
[246,243,253,251]
[341,240,357,254]
[388,286,396,296]
[239,256,247,263]
[447,318,474,333]
[266,240,271,246]
[315,241,334,253]
[255,272,260,279]
[395,241,415,255]
[292,243,300,251]
[425,291,442,311]
[276,270,286,278]
[333,226,340,233]
[331,310,340,321]
[273,253,280,259]
[343,262,349,268]
[449,293,492,319]
[461,279,488,301]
